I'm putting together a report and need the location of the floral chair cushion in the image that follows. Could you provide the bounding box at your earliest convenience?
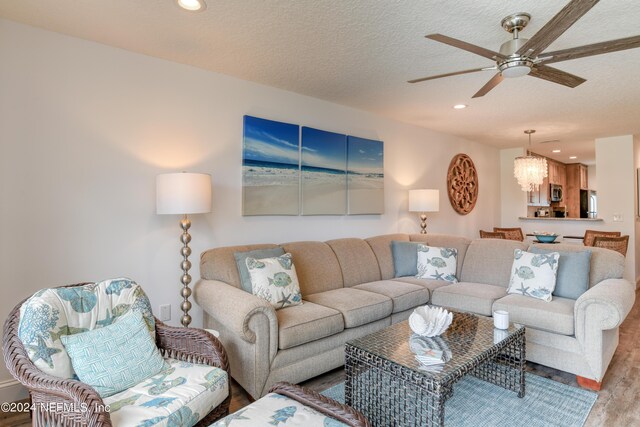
[211,392,348,427]
[105,358,229,427]
[17,278,154,379]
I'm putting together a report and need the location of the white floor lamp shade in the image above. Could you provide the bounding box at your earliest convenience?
[409,189,439,234]
[156,172,212,327]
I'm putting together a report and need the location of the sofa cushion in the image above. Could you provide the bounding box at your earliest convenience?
[305,288,393,328]
[326,238,382,286]
[276,302,344,350]
[280,241,343,295]
[353,280,429,313]
[234,247,285,292]
[529,243,621,289]
[460,239,528,287]
[411,234,471,279]
[416,244,458,283]
[506,249,560,302]
[201,243,281,287]
[431,282,507,316]
[391,241,421,277]
[246,253,303,309]
[529,247,592,299]
[392,277,450,294]
[104,358,228,427]
[366,234,410,280]
[493,294,575,335]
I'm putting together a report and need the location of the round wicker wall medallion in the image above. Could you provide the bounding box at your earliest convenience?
[447,154,478,215]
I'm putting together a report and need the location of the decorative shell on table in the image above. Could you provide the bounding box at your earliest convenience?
[409,306,453,337]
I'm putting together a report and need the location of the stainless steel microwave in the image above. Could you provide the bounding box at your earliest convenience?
[550,184,563,202]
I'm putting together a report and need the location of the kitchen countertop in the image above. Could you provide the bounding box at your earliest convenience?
[519,217,603,221]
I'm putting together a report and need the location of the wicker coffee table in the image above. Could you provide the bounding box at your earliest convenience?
[345,311,525,427]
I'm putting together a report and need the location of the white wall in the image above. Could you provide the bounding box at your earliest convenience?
[500,147,527,227]
[595,136,636,283]
[634,135,640,287]
[0,19,500,396]
[587,165,597,191]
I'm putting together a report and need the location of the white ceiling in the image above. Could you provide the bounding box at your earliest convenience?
[2,0,639,164]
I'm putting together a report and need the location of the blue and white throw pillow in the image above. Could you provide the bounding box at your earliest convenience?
[416,244,458,283]
[507,249,560,302]
[246,253,303,309]
[61,310,166,397]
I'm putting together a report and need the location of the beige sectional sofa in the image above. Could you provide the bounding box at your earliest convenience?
[194,233,635,399]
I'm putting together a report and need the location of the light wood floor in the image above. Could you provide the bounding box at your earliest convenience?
[3,291,638,426]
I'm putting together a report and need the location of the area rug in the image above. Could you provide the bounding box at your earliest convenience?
[321,373,597,427]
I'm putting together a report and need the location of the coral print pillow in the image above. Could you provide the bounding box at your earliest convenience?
[507,249,560,302]
[416,244,458,283]
[246,253,303,309]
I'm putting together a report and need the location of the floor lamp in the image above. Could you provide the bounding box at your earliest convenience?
[156,172,212,327]
[409,189,439,234]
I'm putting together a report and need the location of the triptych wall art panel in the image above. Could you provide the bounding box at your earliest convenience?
[242,115,384,216]
[242,116,300,216]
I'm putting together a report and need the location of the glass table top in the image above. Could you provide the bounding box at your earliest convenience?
[347,310,524,381]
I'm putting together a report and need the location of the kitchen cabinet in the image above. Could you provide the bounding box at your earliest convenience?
[548,160,566,188]
[565,163,588,217]
[527,175,550,206]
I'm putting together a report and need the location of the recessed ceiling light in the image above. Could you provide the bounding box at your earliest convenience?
[569,156,577,159]
[552,149,561,153]
[176,0,206,12]
[453,104,467,109]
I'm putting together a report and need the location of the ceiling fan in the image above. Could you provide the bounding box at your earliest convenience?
[408,0,640,98]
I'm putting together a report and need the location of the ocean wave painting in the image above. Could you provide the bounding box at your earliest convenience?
[242,116,300,215]
[301,127,347,215]
[347,136,384,214]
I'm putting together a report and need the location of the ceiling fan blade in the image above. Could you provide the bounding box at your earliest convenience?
[472,73,504,98]
[426,34,506,60]
[529,64,586,88]
[538,35,640,64]
[516,0,600,58]
[408,67,494,84]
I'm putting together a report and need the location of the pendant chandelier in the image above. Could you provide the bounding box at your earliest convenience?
[513,129,548,192]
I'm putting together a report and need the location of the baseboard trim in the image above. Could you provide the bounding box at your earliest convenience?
[0,379,28,403]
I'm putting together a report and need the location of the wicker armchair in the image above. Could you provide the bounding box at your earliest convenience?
[493,227,524,241]
[593,235,629,257]
[479,230,506,239]
[3,282,231,426]
[583,229,621,247]
[269,382,371,427]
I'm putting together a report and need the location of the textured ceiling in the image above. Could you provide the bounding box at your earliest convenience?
[2,0,640,164]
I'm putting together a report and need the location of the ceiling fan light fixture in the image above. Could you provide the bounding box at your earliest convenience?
[499,59,533,78]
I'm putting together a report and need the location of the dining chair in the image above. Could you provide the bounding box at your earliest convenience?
[493,227,524,241]
[479,230,507,239]
[583,229,621,247]
[593,235,629,257]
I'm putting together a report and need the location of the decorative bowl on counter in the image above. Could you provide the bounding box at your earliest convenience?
[533,231,559,243]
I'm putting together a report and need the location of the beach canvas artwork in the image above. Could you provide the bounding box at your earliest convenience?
[347,136,384,214]
[301,127,347,215]
[242,115,300,216]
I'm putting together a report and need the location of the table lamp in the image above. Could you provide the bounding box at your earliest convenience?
[156,172,212,327]
[408,189,439,234]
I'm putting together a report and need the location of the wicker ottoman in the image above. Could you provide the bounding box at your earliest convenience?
[210,382,370,427]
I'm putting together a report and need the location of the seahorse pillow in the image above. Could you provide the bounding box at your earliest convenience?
[416,244,458,283]
[246,253,303,309]
[507,249,560,302]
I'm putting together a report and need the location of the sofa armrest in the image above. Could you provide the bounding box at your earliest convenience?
[193,279,278,344]
[574,278,636,342]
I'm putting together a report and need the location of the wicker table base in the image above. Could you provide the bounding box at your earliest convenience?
[345,312,525,427]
